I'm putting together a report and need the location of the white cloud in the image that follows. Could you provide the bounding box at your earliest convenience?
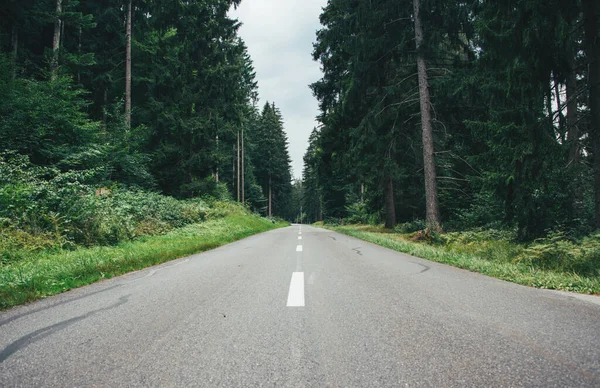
[230,0,326,179]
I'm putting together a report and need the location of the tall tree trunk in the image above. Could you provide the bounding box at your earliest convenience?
[583,0,600,228]
[215,134,219,182]
[242,127,245,203]
[566,59,580,163]
[77,25,82,84]
[11,26,18,79]
[103,88,108,128]
[384,175,396,229]
[546,85,554,129]
[51,0,62,80]
[360,183,364,202]
[553,74,564,140]
[566,29,583,212]
[268,176,272,217]
[413,0,441,231]
[125,0,132,128]
[237,130,240,201]
[60,19,65,48]
[232,143,236,192]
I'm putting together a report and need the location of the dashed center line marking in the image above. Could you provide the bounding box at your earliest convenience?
[296,245,303,252]
[286,272,305,307]
[298,236,302,240]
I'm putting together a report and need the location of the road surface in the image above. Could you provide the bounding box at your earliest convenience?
[1,225,599,387]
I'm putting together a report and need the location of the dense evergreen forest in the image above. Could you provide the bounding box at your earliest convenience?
[303,0,600,241]
[0,0,296,253]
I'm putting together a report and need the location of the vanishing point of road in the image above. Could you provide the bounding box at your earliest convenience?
[1,225,599,387]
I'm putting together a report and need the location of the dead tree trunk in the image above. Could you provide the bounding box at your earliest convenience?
[583,0,600,228]
[384,175,396,229]
[51,0,62,80]
[413,0,441,231]
[125,0,132,128]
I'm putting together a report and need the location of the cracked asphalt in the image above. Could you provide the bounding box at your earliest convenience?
[1,225,599,387]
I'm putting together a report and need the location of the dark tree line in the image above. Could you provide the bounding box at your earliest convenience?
[0,0,293,218]
[304,0,600,240]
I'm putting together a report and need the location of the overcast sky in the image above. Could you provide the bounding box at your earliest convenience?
[229,0,326,180]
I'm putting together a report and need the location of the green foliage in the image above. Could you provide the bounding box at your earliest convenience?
[394,220,427,234]
[0,59,100,167]
[1,0,290,210]
[345,201,378,225]
[448,191,506,230]
[248,102,293,218]
[0,153,220,263]
[516,233,600,276]
[434,229,521,263]
[302,128,322,223]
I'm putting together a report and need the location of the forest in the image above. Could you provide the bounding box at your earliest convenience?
[304,0,600,243]
[0,0,296,261]
[1,0,600,298]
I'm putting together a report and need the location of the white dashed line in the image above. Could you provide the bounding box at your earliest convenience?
[296,245,303,252]
[298,236,302,240]
[286,272,305,307]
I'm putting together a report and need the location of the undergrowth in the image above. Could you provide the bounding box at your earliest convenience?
[327,224,600,295]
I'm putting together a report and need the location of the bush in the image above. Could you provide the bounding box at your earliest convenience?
[0,153,226,262]
[449,191,505,230]
[515,233,600,275]
[345,201,377,224]
[394,219,427,234]
[433,229,520,262]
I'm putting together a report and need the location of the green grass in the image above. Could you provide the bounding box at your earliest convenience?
[326,225,600,295]
[0,214,287,310]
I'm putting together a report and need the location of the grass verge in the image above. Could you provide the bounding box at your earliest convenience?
[0,214,287,310]
[325,225,600,295]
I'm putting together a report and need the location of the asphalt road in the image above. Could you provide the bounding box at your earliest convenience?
[1,225,599,387]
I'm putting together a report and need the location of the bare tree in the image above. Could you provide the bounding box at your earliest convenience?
[413,0,441,231]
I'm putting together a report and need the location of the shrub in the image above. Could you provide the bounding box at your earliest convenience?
[0,153,227,262]
[515,233,600,275]
[345,201,377,224]
[394,219,427,234]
